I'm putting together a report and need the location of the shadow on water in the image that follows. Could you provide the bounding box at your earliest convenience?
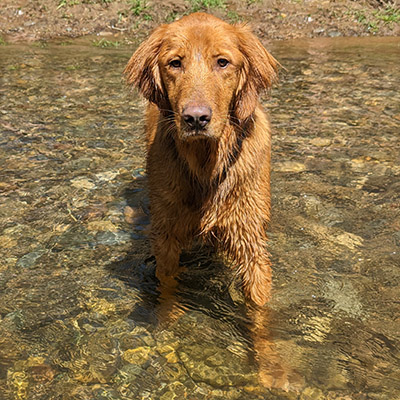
[108,175,241,315]
[108,178,300,392]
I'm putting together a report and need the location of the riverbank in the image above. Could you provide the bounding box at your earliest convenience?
[0,0,399,44]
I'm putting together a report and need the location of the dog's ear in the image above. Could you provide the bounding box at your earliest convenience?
[234,24,278,121]
[124,25,168,107]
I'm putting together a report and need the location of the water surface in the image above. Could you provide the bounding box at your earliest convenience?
[0,37,399,399]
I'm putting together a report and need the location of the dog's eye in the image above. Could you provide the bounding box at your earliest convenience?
[169,59,182,68]
[217,58,229,68]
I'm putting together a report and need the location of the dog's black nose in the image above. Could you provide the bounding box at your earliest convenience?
[182,105,212,130]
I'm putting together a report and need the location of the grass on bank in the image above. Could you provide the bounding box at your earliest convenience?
[92,38,121,48]
[187,0,226,12]
[352,5,400,33]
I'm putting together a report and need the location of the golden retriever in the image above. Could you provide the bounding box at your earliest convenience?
[125,12,278,306]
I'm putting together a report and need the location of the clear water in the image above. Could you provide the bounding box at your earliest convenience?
[0,37,399,399]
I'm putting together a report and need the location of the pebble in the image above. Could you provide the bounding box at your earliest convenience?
[70,177,96,190]
[122,347,151,365]
[310,138,331,147]
[300,387,325,400]
[274,161,306,173]
[17,250,45,268]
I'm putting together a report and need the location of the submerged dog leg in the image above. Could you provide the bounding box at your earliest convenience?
[249,306,304,390]
[153,233,187,326]
[219,217,272,306]
[241,251,272,307]
[153,233,181,279]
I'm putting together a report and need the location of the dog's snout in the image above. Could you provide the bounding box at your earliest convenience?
[182,105,212,130]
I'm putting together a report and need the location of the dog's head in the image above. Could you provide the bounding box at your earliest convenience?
[125,13,278,141]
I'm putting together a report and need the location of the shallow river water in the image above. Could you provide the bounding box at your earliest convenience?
[0,36,399,400]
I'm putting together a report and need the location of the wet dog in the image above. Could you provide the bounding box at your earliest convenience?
[125,12,278,306]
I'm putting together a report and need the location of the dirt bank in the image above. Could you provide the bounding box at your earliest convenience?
[0,0,399,43]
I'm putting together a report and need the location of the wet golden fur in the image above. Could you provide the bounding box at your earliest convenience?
[125,13,278,306]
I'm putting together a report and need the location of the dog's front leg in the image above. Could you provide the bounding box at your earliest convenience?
[220,219,272,306]
[238,240,272,307]
[242,250,272,306]
[152,232,181,280]
[152,231,187,326]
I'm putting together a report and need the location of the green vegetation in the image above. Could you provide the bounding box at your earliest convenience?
[127,0,152,21]
[57,0,80,9]
[92,38,121,48]
[33,41,48,48]
[186,0,226,12]
[128,0,148,16]
[226,10,241,23]
[142,13,152,21]
[165,11,180,23]
[375,6,400,24]
[352,5,400,33]
[0,37,6,46]
[65,64,80,70]
[353,10,378,32]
